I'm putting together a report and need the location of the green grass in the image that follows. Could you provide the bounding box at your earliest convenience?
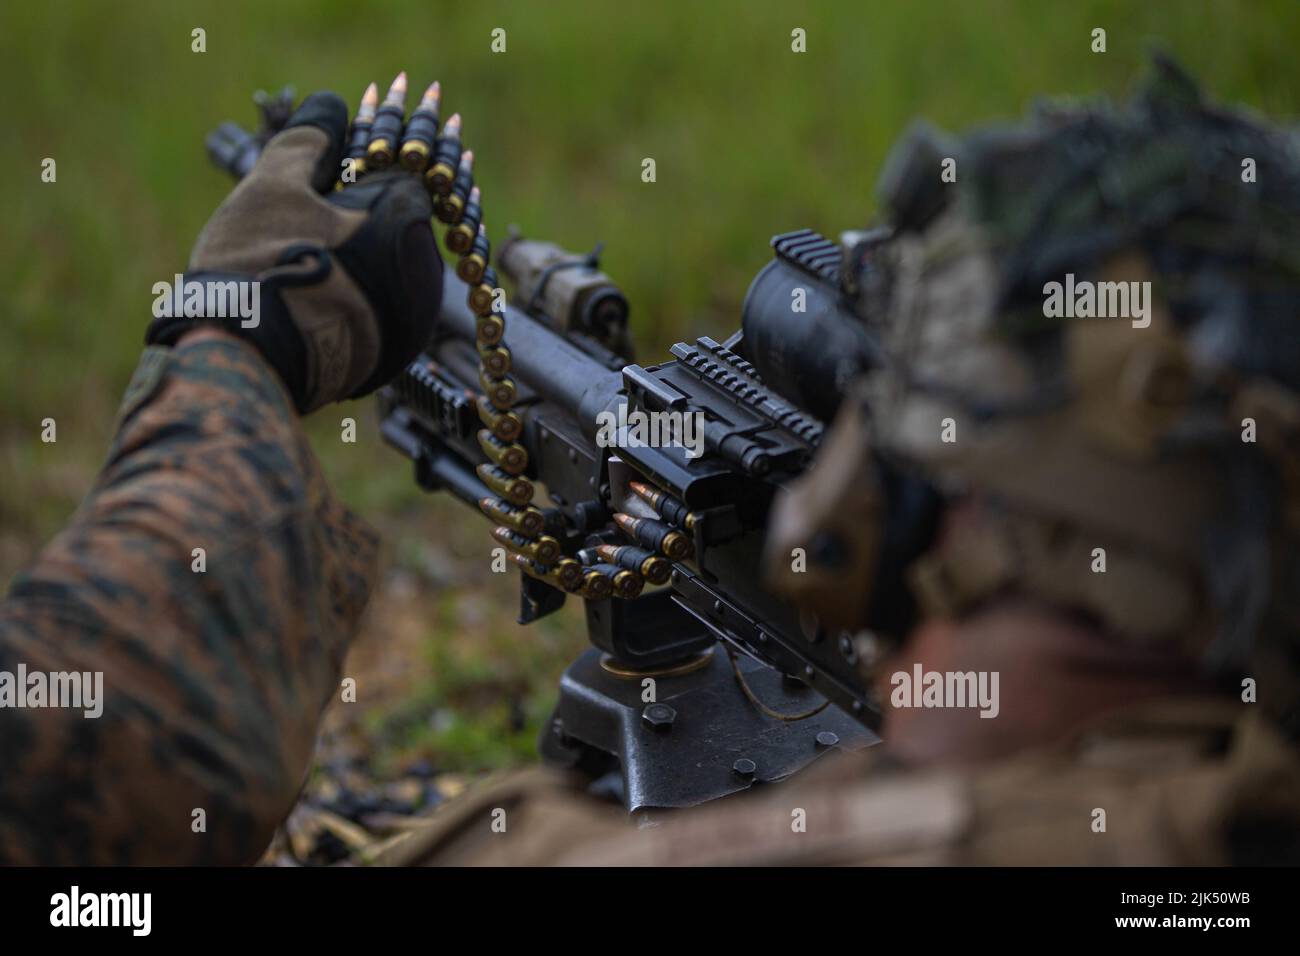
[361,588,585,773]
[2,0,1297,770]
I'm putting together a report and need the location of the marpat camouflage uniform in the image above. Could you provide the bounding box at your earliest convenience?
[0,335,378,864]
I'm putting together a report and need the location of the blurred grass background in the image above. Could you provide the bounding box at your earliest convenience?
[2,0,1297,774]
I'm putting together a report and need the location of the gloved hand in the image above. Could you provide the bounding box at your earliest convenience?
[146,92,442,413]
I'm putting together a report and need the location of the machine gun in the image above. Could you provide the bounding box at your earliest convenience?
[208,90,893,812]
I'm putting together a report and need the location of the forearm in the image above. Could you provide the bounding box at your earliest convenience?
[0,330,378,864]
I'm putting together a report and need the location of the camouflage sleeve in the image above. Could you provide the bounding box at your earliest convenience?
[0,331,379,864]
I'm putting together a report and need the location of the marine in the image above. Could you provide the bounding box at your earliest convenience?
[2,57,1299,868]
[377,57,1300,866]
[0,89,435,864]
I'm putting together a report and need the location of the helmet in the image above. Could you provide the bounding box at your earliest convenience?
[767,56,1300,726]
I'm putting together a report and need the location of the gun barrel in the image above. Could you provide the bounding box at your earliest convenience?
[437,272,623,435]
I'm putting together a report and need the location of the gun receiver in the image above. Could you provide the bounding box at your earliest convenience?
[379,264,879,718]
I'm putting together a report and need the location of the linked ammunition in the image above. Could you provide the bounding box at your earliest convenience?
[446,186,482,255]
[449,149,475,213]
[478,369,517,409]
[425,112,462,196]
[479,497,545,537]
[491,526,561,566]
[552,558,585,591]
[477,463,533,506]
[477,396,522,442]
[469,266,500,316]
[398,81,441,172]
[345,82,379,178]
[578,569,613,601]
[511,553,583,592]
[613,513,693,560]
[365,72,408,171]
[628,481,698,531]
[457,224,490,285]
[588,562,644,600]
[593,544,672,586]
[477,429,527,474]
[511,552,555,586]
[475,312,505,344]
[435,150,474,224]
[477,342,511,377]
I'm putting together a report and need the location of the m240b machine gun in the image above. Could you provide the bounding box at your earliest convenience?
[209,91,894,812]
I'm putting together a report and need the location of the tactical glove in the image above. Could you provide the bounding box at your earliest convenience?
[146,92,442,413]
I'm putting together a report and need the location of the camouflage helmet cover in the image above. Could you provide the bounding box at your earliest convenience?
[854,56,1300,700]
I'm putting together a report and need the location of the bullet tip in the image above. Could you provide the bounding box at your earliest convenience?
[384,72,408,103]
[362,82,379,103]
